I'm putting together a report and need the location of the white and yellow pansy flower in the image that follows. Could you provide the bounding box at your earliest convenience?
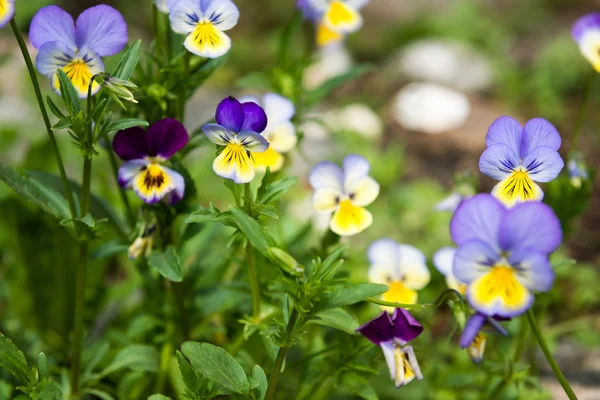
[0,0,15,28]
[368,239,431,307]
[433,246,466,294]
[309,154,379,236]
[308,0,367,35]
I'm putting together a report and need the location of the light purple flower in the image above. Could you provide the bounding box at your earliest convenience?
[479,116,564,207]
[30,5,128,98]
[572,13,600,72]
[202,96,269,184]
[357,308,424,387]
[113,119,188,204]
[0,0,15,28]
[450,194,562,318]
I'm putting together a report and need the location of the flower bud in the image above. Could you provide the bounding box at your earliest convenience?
[267,247,304,276]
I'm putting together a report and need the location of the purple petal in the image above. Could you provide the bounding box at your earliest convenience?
[390,308,423,343]
[520,118,561,158]
[216,97,244,133]
[572,13,600,43]
[163,166,185,204]
[508,249,554,292]
[460,313,485,348]
[479,144,520,180]
[240,102,268,133]
[450,194,506,248]
[485,116,523,156]
[356,311,394,345]
[113,127,150,161]
[237,130,269,152]
[29,6,76,50]
[499,201,562,255]
[453,240,499,284]
[523,146,564,183]
[201,0,240,31]
[309,161,343,190]
[75,5,128,57]
[35,41,77,77]
[147,118,189,159]
[367,238,399,267]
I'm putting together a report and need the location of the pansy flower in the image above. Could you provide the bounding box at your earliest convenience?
[357,308,424,388]
[308,0,367,37]
[113,119,189,204]
[450,194,562,318]
[167,0,239,58]
[459,312,508,364]
[241,93,297,173]
[155,0,170,13]
[309,154,379,236]
[567,155,589,189]
[0,0,15,28]
[202,96,269,183]
[368,239,430,306]
[479,116,564,207]
[30,5,128,98]
[433,247,466,294]
[572,13,600,72]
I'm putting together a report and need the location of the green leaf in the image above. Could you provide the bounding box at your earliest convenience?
[56,69,81,114]
[257,177,298,204]
[305,64,370,106]
[341,372,378,400]
[97,345,160,378]
[230,207,274,255]
[29,379,62,400]
[310,308,359,335]
[52,117,72,130]
[46,96,66,119]
[114,40,142,80]
[277,12,303,69]
[148,246,183,282]
[108,118,149,133]
[181,342,249,395]
[183,56,229,99]
[0,334,32,385]
[252,365,268,400]
[37,353,48,381]
[83,389,115,400]
[253,204,279,220]
[237,72,273,90]
[317,283,388,310]
[176,350,201,393]
[92,241,128,260]
[148,395,171,400]
[0,163,70,221]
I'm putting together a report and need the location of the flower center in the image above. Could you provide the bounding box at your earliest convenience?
[494,166,541,206]
[471,265,530,309]
[383,281,418,305]
[327,1,355,26]
[191,22,221,47]
[62,59,97,95]
[141,164,167,190]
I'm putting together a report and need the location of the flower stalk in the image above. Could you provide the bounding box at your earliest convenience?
[367,289,464,311]
[266,307,299,400]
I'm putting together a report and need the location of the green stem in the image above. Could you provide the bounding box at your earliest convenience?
[246,243,261,321]
[10,19,77,220]
[71,241,88,398]
[486,378,508,400]
[526,310,578,400]
[513,316,529,363]
[177,53,191,121]
[571,71,596,152]
[104,138,136,226]
[173,282,190,339]
[366,289,464,310]
[266,308,299,400]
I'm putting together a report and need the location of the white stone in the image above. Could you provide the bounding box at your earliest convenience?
[325,103,384,140]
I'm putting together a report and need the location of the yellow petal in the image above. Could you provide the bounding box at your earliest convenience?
[491,168,543,207]
[468,266,532,316]
[132,163,176,204]
[317,22,344,47]
[330,199,372,236]
[251,146,285,172]
[52,59,101,98]
[185,22,231,58]
[213,143,255,183]
[323,1,363,34]
[382,281,418,305]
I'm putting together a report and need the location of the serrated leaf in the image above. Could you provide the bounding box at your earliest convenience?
[97,345,159,378]
[56,69,81,114]
[108,118,149,133]
[316,283,388,310]
[29,379,62,400]
[310,308,359,334]
[181,342,249,395]
[252,365,268,400]
[148,246,183,282]
[0,334,32,385]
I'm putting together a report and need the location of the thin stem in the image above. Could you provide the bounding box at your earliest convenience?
[526,310,578,400]
[10,19,77,220]
[71,242,88,397]
[513,316,529,363]
[367,289,464,311]
[173,282,190,339]
[266,308,299,400]
[486,378,508,400]
[104,139,136,226]
[246,243,261,321]
[177,52,191,121]
[571,71,596,152]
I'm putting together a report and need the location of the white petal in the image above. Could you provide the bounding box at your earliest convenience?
[347,176,379,207]
[367,238,399,267]
[263,93,295,126]
[312,187,343,213]
[200,0,240,31]
[433,247,457,276]
[368,263,397,285]
[267,121,297,153]
[118,159,148,188]
[169,0,203,34]
[309,161,343,190]
[343,154,370,189]
[397,244,430,290]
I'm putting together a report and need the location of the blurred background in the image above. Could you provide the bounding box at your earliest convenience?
[1,0,600,398]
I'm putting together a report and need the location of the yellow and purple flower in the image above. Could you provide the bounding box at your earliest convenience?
[30,5,128,98]
[459,312,508,364]
[167,0,239,58]
[241,93,297,173]
[202,96,269,183]
[309,154,379,236]
[113,119,189,204]
[300,0,369,47]
[568,155,589,189]
[0,0,15,28]
[479,116,564,207]
[368,239,430,306]
[572,13,600,72]
[433,247,466,294]
[357,308,424,388]
[451,194,562,318]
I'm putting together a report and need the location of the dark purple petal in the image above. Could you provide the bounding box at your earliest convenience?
[520,118,561,158]
[113,127,150,161]
[485,116,523,157]
[147,118,189,159]
[450,194,506,248]
[498,202,562,255]
[240,102,268,133]
[216,96,244,133]
[356,311,394,345]
[29,5,76,50]
[460,313,485,348]
[75,5,128,57]
[572,13,600,43]
[390,308,423,343]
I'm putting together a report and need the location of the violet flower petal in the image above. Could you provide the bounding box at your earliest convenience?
[113,127,150,161]
[147,118,189,159]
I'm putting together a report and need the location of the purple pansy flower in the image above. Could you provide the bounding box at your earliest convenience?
[479,116,564,207]
[459,312,508,364]
[450,194,562,318]
[113,119,189,204]
[572,13,600,72]
[202,96,269,184]
[30,5,128,98]
[167,0,239,58]
[0,0,15,28]
[357,308,424,388]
